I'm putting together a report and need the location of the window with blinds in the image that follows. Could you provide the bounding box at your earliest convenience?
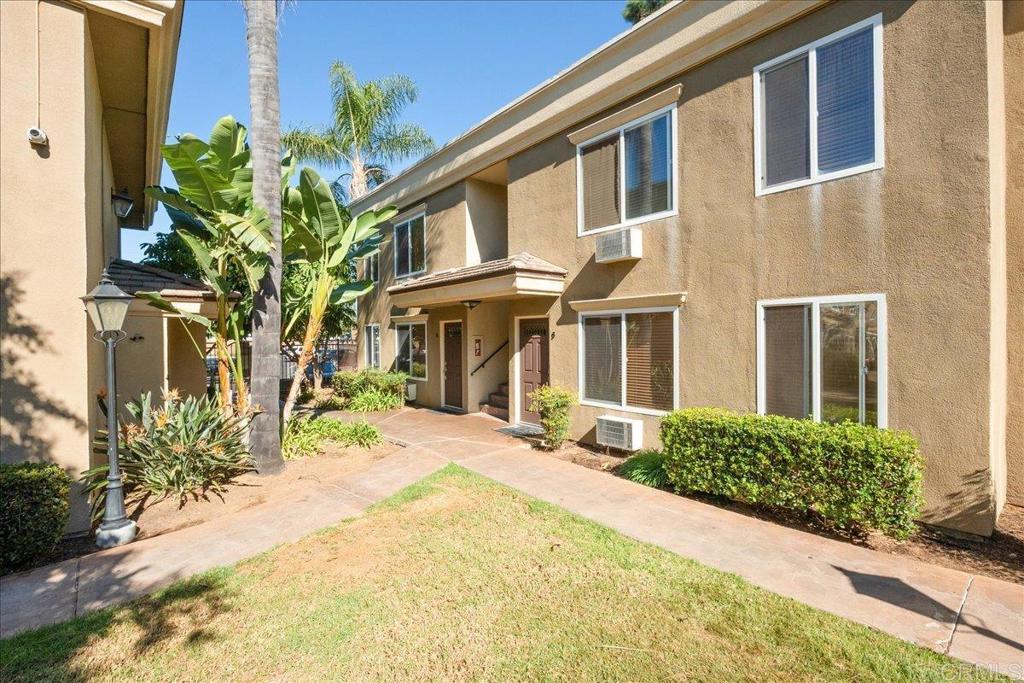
[578,109,674,234]
[759,296,884,427]
[394,213,426,278]
[755,15,882,194]
[364,325,380,369]
[581,310,676,412]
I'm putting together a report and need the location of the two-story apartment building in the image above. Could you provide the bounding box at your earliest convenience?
[353,0,1022,538]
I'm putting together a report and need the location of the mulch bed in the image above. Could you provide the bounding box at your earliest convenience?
[535,440,1024,585]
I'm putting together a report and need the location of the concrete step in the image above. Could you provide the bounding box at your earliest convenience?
[497,382,509,396]
[488,393,509,409]
[479,403,509,422]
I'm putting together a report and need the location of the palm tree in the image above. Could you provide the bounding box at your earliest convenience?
[243,0,284,473]
[283,62,435,200]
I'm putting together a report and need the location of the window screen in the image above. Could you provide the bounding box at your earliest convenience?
[580,136,620,232]
[817,27,875,173]
[394,215,425,278]
[820,301,877,425]
[395,323,426,379]
[763,305,811,419]
[582,316,621,403]
[395,224,410,277]
[365,325,380,369]
[625,311,674,411]
[625,114,671,220]
[409,215,425,274]
[762,56,810,187]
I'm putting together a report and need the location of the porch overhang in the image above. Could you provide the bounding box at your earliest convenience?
[387,253,566,308]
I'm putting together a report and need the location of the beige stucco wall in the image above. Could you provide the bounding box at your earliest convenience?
[504,0,1000,536]
[1,1,101,531]
[465,179,509,265]
[1005,0,1024,507]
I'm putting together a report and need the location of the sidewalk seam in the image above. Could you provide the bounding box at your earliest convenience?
[943,574,974,655]
[72,557,82,619]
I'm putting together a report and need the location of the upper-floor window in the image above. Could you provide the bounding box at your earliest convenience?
[393,213,426,278]
[364,253,379,283]
[753,14,884,196]
[576,106,676,236]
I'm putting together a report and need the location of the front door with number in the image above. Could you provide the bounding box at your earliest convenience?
[518,319,549,424]
[443,322,463,409]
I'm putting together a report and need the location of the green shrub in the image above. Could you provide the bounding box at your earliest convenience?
[333,369,407,401]
[660,408,924,539]
[82,391,255,517]
[311,389,346,411]
[528,385,578,450]
[0,463,71,573]
[283,417,382,458]
[618,450,669,489]
[347,387,403,412]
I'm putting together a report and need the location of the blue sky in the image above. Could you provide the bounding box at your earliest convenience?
[123,0,630,261]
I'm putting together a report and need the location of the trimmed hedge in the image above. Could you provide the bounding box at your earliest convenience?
[332,369,407,401]
[1,463,71,573]
[660,408,923,539]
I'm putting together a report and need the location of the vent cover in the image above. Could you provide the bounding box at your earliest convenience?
[596,415,644,451]
[596,228,642,263]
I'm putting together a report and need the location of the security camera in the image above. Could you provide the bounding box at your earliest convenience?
[27,127,49,147]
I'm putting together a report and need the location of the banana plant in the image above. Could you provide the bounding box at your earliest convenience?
[280,167,396,423]
[140,116,284,414]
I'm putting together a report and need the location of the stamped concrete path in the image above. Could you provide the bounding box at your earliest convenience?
[3,408,1021,679]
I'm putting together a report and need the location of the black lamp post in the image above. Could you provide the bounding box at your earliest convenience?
[81,268,137,548]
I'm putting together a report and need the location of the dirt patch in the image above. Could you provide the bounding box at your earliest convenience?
[15,440,402,575]
[536,440,1023,585]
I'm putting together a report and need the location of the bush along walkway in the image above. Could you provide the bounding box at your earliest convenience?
[345,408,1024,680]
[3,406,1021,678]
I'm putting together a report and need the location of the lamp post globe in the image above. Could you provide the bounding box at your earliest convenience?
[81,268,137,548]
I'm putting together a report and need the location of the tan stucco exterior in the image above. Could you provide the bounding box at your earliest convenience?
[358,0,1019,537]
[1,1,185,532]
[1005,0,1024,507]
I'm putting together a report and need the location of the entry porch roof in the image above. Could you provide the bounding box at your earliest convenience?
[386,253,566,308]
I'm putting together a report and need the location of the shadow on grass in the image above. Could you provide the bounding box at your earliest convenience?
[0,570,234,681]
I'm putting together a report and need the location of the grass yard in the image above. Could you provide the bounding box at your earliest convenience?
[0,466,1005,682]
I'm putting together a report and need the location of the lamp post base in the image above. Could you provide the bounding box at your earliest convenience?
[96,519,138,549]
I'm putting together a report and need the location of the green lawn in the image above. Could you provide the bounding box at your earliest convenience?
[1,466,1004,682]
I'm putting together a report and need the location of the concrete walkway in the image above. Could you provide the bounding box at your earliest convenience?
[3,407,1021,679]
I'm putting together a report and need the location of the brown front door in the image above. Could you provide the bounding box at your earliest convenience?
[519,319,549,424]
[443,322,463,409]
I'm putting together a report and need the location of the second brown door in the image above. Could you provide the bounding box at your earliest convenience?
[443,322,463,410]
[518,319,549,424]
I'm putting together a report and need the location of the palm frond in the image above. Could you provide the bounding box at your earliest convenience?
[370,122,435,165]
[281,127,347,167]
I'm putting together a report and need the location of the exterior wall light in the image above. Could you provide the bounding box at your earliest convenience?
[462,300,481,309]
[111,190,134,219]
[81,268,137,548]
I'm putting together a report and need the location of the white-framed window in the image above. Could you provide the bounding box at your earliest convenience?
[364,323,380,369]
[756,293,887,427]
[393,212,426,278]
[753,14,884,196]
[395,322,427,380]
[575,104,677,236]
[364,253,379,283]
[577,307,679,415]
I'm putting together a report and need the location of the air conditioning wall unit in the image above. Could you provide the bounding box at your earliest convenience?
[595,227,642,263]
[596,415,644,451]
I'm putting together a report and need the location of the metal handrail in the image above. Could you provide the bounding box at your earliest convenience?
[470,339,509,376]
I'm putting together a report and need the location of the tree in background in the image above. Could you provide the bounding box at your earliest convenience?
[282,62,435,200]
[280,167,395,424]
[623,0,668,25]
[243,0,284,473]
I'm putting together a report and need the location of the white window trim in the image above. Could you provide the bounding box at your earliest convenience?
[575,103,678,237]
[365,252,379,283]
[755,292,888,427]
[752,13,884,197]
[364,323,380,369]
[394,321,428,381]
[576,306,680,417]
[392,211,427,279]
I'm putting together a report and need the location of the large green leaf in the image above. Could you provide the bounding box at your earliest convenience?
[218,209,273,254]
[162,138,234,211]
[329,279,374,305]
[135,292,213,329]
[207,116,247,176]
[177,230,230,295]
[298,167,344,243]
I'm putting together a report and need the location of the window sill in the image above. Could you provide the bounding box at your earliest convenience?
[394,270,427,281]
[755,162,883,197]
[580,399,670,417]
[577,208,677,238]
[409,377,428,383]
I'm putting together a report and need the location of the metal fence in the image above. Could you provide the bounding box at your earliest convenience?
[206,337,357,396]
